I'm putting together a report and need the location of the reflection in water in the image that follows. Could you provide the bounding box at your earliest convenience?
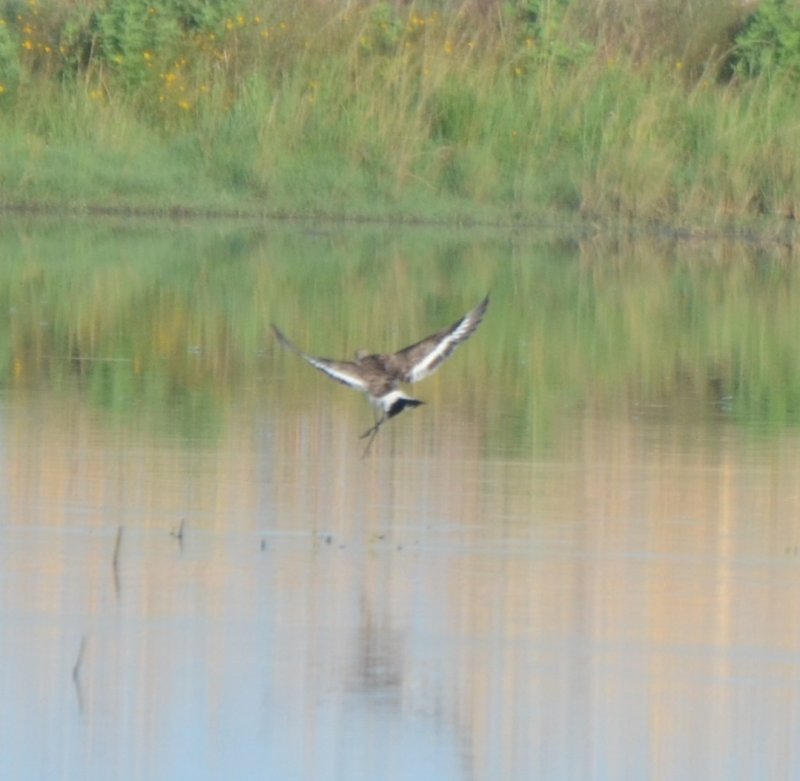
[1,220,800,780]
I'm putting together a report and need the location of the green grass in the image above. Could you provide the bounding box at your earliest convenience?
[1,0,799,232]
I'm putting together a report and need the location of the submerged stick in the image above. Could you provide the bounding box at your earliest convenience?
[170,517,186,551]
[112,525,124,597]
[72,635,87,716]
[72,635,86,685]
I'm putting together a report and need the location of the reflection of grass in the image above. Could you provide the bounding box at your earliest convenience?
[2,219,800,447]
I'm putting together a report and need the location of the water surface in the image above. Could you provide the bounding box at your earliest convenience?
[1,219,800,780]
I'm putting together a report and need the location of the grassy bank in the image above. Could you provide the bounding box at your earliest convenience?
[1,0,799,231]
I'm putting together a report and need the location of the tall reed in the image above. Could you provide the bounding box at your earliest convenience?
[0,0,797,229]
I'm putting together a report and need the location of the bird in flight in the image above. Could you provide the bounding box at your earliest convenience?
[272,295,489,454]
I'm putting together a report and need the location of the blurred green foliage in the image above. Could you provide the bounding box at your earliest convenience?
[2,218,800,448]
[730,0,800,81]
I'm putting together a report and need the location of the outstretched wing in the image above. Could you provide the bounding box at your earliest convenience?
[272,324,368,391]
[392,295,489,384]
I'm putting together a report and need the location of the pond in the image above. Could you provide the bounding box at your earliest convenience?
[1,218,800,780]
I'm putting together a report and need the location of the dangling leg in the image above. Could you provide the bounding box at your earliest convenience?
[360,425,381,458]
[359,411,385,440]
[360,411,385,458]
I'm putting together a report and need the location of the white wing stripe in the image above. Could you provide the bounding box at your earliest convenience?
[304,356,369,390]
[407,314,475,382]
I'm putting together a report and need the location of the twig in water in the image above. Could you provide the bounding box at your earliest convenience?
[170,517,186,551]
[72,635,87,715]
[72,636,86,685]
[112,525,124,597]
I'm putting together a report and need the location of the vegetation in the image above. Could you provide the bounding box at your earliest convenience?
[0,0,799,229]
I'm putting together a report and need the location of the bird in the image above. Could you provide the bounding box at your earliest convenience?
[272,295,489,454]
